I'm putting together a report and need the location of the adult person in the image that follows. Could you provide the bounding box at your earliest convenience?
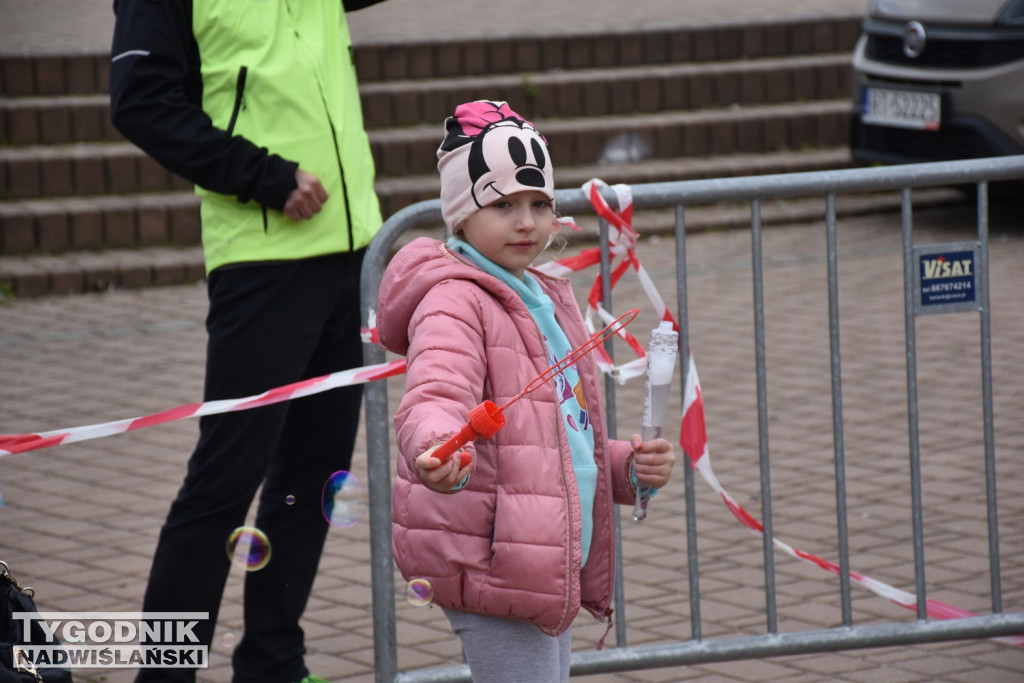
[109,1,386,681]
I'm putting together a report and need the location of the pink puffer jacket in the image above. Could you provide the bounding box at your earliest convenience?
[377,237,637,636]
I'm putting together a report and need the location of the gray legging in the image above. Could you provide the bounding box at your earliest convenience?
[444,609,573,682]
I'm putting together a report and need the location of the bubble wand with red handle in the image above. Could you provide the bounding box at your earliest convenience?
[430,308,640,468]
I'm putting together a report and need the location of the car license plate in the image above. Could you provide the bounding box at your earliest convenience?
[862,87,941,131]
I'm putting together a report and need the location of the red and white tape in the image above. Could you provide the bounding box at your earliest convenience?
[537,179,673,382]
[0,360,406,457]
[681,336,1024,645]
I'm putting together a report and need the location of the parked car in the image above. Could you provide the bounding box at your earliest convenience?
[850,0,1024,166]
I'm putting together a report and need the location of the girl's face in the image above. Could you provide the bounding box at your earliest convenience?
[458,190,555,279]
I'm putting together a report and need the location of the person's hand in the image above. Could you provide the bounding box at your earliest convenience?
[630,434,675,489]
[416,444,472,493]
[283,169,329,221]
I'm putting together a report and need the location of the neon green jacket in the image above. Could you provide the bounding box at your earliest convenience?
[111,0,383,273]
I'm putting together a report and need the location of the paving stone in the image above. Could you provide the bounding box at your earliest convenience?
[2,2,1022,681]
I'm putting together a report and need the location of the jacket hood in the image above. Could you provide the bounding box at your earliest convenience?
[378,236,534,355]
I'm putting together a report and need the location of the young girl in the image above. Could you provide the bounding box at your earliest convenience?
[376,100,675,682]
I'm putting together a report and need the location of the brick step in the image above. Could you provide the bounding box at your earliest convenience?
[360,53,851,128]
[0,53,110,97]
[0,244,206,298]
[0,192,201,255]
[1,148,852,255]
[370,99,853,178]
[0,94,120,146]
[0,15,860,96]
[0,141,190,201]
[1,99,852,203]
[0,186,966,299]
[1,54,851,146]
[353,15,860,82]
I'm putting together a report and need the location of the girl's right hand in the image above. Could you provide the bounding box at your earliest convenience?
[416,444,472,493]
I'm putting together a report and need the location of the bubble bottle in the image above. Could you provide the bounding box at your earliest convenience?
[632,321,678,522]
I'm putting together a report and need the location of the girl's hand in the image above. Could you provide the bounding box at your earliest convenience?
[416,444,472,493]
[630,434,675,489]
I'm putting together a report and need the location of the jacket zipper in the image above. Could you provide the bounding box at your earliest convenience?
[280,3,355,250]
[224,67,269,231]
[327,116,354,249]
[226,66,247,136]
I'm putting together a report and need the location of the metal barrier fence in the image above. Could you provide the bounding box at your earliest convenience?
[359,155,1024,681]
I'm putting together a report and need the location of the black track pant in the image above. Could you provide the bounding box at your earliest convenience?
[136,250,365,683]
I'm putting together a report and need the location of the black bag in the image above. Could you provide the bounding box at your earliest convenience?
[0,561,73,683]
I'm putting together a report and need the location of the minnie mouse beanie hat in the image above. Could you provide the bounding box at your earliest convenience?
[437,100,555,230]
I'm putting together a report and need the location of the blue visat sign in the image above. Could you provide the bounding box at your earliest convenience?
[919,249,975,307]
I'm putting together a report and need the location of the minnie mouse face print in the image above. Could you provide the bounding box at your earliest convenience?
[465,113,552,210]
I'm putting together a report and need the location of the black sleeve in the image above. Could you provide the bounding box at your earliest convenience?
[343,0,389,11]
[109,0,297,210]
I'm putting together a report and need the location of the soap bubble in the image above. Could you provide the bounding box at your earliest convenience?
[221,633,237,650]
[285,494,295,506]
[321,470,364,528]
[227,526,271,571]
[405,578,434,607]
